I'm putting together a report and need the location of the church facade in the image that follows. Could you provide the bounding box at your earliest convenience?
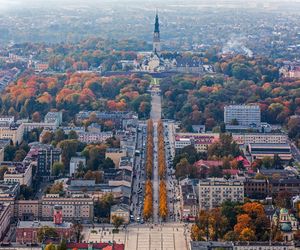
[121,12,213,74]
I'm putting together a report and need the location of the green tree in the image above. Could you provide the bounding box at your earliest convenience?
[72,222,83,243]
[52,162,65,177]
[0,166,8,180]
[101,157,115,170]
[19,185,34,200]
[13,149,27,162]
[262,156,273,169]
[54,129,66,144]
[57,239,67,250]
[68,130,78,140]
[4,144,17,161]
[45,243,56,250]
[112,215,125,230]
[37,226,59,243]
[95,193,115,218]
[57,139,79,167]
[175,158,192,179]
[208,133,241,158]
[47,182,64,195]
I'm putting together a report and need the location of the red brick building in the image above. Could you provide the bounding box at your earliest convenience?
[16,220,72,244]
[16,204,72,244]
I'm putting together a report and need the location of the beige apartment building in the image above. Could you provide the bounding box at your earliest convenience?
[14,200,40,221]
[175,133,220,153]
[12,194,94,222]
[3,162,32,186]
[198,178,244,210]
[41,194,94,222]
[232,133,288,145]
[0,123,24,145]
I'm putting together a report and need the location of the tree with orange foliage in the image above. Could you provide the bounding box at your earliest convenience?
[239,227,256,241]
[143,180,153,220]
[159,180,168,220]
[234,214,252,235]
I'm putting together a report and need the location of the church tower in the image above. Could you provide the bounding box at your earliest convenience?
[153,12,161,54]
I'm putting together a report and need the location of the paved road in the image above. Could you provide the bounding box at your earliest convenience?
[152,123,159,223]
[150,93,161,122]
[131,123,147,222]
[150,88,162,223]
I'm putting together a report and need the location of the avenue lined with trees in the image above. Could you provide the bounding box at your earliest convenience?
[157,120,168,220]
[143,119,154,220]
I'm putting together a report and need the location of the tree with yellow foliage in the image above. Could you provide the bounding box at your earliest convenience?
[143,180,153,220]
[159,180,168,220]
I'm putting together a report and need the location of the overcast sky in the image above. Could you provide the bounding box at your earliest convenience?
[1,0,300,11]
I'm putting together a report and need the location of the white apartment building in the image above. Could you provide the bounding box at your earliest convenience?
[78,132,113,144]
[175,138,192,150]
[44,112,63,126]
[0,116,14,124]
[69,157,86,176]
[22,122,58,132]
[175,133,219,153]
[198,178,244,210]
[232,133,288,145]
[224,105,261,126]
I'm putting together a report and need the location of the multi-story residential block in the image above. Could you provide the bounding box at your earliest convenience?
[0,122,24,144]
[87,123,101,133]
[244,178,269,199]
[105,149,127,167]
[0,181,20,204]
[248,143,292,160]
[69,156,86,176]
[198,178,244,210]
[224,104,261,126]
[14,200,40,221]
[44,111,63,126]
[180,184,198,221]
[232,133,288,145]
[0,203,12,241]
[107,169,132,188]
[76,111,138,129]
[78,131,113,144]
[2,162,32,186]
[175,133,219,153]
[0,116,14,124]
[37,144,61,177]
[119,156,133,171]
[110,204,130,224]
[22,121,58,132]
[60,126,85,135]
[269,178,300,197]
[65,179,131,202]
[41,194,94,222]
[175,138,192,151]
